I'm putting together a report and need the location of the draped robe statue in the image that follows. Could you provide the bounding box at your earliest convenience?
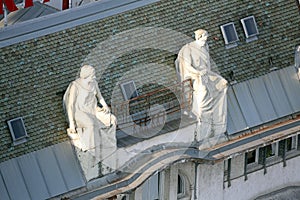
[175,29,228,140]
[63,65,117,177]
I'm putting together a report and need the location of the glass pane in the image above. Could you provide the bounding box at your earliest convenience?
[122,81,138,100]
[244,18,258,36]
[224,24,238,43]
[9,118,27,140]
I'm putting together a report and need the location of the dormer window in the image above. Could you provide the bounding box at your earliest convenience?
[120,80,138,101]
[220,22,239,49]
[241,16,259,42]
[7,117,28,145]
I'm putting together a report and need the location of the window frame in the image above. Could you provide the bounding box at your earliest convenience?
[241,16,259,42]
[286,136,297,153]
[120,80,139,101]
[246,149,258,165]
[265,143,278,159]
[258,143,278,165]
[245,135,300,176]
[246,149,262,173]
[7,117,28,145]
[220,22,239,48]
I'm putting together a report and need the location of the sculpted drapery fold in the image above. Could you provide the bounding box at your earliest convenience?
[175,29,228,139]
[63,65,117,168]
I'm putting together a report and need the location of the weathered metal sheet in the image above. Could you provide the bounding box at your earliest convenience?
[227,86,248,134]
[53,142,86,190]
[247,77,277,123]
[17,153,49,200]
[0,141,85,200]
[232,82,262,128]
[0,171,10,200]
[0,159,31,200]
[263,70,293,118]
[35,145,69,197]
[227,66,300,135]
[278,67,300,113]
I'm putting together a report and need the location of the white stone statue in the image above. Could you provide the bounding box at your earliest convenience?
[175,29,228,140]
[63,65,117,174]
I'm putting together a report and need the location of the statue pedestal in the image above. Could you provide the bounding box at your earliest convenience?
[195,121,228,150]
[67,130,99,181]
[67,129,118,181]
[74,147,99,181]
[198,134,228,150]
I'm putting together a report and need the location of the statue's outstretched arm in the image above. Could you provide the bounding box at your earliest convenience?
[95,83,110,113]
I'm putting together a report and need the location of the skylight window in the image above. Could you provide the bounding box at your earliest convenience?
[120,80,138,101]
[7,117,28,145]
[241,16,259,42]
[220,22,239,48]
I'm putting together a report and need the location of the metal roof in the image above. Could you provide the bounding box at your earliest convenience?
[0,1,59,28]
[0,141,85,200]
[0,0,160,48]
[227,66,300,135]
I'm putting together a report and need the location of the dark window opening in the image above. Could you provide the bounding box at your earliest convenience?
[286,137,293,151]
[247,150,256,164]
[265,144,275,158]
[298,135,300,150]
[177,174,184,195]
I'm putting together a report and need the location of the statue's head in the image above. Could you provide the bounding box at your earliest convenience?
[80,65,96,79]
[194,29,208,41]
